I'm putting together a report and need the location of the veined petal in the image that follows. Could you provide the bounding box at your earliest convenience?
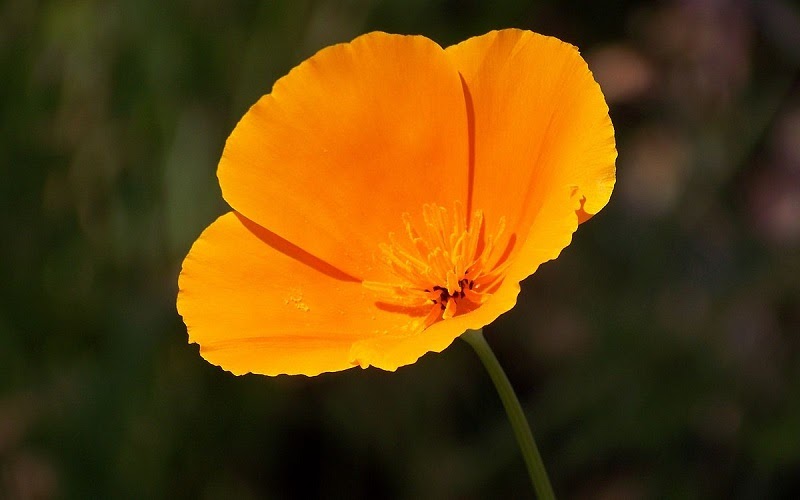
[350,280,523,371]
[445,29,616,279]
[177,212,410,376]
[218,32,469,281]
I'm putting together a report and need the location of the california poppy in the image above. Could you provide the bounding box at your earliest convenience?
[177,29,616,376]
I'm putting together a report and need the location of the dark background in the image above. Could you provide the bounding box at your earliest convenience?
[3,0,800,498]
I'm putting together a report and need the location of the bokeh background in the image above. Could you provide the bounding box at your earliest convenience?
[3,0,800,498]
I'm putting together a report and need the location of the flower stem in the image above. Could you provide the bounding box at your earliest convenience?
[461,328,555,499]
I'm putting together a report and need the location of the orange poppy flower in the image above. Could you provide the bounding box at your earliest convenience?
[177,29,616,376]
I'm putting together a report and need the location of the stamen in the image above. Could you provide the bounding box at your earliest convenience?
[365,203,513,330]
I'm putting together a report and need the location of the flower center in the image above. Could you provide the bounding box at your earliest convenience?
[364,203,514,330]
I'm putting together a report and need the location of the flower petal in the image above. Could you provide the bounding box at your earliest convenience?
[177,212,410,376]
[218,32,469,281]
[445,29,616,277]
[350,280,523,372]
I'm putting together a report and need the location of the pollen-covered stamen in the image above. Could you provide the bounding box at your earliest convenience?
[363,202,513,330]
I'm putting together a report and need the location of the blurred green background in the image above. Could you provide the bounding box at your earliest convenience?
[3,0,800,498]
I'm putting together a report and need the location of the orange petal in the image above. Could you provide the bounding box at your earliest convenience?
[350,280,523,372]
[177,212,411,376]
[218,32,469,281]
[445,29,616,278]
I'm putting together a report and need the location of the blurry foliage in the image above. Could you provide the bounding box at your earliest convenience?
[2,0,800,498]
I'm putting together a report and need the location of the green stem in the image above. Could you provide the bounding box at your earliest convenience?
[461,328,555,500]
